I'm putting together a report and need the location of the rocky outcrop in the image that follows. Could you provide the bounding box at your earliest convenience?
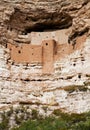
[0,36,90,114]
[0,0,90,45]
[0,0,90,116]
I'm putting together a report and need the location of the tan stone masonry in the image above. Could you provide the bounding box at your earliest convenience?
[7,35,86,74]
[7,40,57,74]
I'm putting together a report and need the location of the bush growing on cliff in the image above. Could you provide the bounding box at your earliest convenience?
[11,110,90,130]
[0,112,9,130]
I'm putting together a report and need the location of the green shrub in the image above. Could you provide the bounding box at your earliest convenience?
[31,109,39,119]
[12,110,90,130]
[0,112,9,130]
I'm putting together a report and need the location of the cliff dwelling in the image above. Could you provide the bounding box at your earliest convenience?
[7,34,86,74]
[7,40,57,74]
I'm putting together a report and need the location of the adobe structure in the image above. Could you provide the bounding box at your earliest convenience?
[7,40,57,74]
[7,34,86,74]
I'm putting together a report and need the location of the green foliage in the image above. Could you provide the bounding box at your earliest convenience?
[0,112,9,130]
[31,109,39,119]
[0,106,90,130]
[6,107,13,117]
[42,106,48,113]
[15,114,23,125]
[84,82,90,86]
[12,116,67,130]
[12,110,90,130]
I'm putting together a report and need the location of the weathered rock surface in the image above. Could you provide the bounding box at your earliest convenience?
[0,0,90,116]
[0,36,90,114]
[0,0,90,44]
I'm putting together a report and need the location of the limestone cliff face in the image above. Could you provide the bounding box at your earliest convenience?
[0,0,90,115]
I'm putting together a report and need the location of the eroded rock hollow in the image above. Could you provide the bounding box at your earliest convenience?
[0,1,90,126]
